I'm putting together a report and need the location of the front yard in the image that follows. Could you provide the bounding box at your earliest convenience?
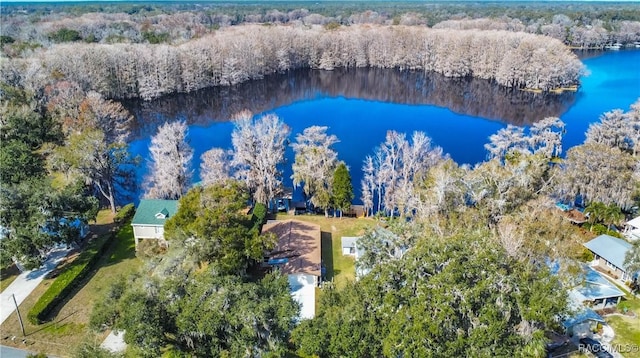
[606,295,640,354]
[0,210,141,357]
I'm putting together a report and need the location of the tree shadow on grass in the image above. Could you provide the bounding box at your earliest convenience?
[321,232,334,282]
[28,310,78,336]
[42,223,135,323]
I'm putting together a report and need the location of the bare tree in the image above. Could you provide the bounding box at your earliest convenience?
[529,117,565,158]
[19,24,584,101]
[497,218,524,258]
[554,143,637,210]
[485,125,529,161]
[361,155,375,217]
[80,91,133,143]
[291,126,339,214]
[586,99,640,156]
[231,112,290,205]
[200,148,232,186]
[365,130,445,217]
[144,120,193,200]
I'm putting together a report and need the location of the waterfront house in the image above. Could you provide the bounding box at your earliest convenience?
[131,199,178,249]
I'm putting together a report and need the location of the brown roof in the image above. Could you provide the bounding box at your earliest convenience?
[261,220,322,276]
[560,208,587,224]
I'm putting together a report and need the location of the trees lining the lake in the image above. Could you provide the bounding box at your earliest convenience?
[291,126,339,216]
[143,120,193,200]
[2,1,639,50]
[231,113,291,206]
[3,24,584,102]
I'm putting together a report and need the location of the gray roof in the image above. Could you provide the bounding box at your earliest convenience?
[341,236,359,249]
[131,199,179,226]
[572,265,625,301]
[583,234,632,270]
[562,306,605,329]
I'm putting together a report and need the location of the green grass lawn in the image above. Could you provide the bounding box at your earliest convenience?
[275,213,377,289]
[0,210,141,357]
[607,295,640,350]
[0,264,21,293]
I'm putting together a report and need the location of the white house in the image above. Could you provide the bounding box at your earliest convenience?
[261,220,322,319]
[131,199,178,249]
[623,216,640,241]
[341,236,362,257]
[584,234,636,282]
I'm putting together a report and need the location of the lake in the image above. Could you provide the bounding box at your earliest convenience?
[126,49,640,203]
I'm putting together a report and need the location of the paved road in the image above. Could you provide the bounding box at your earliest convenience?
[0,247,71,325]
[0,344,35,358]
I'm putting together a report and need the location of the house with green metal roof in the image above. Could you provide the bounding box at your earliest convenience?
[131,199,179,249]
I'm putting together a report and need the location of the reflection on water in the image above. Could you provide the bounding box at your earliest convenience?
[124,68,577,139]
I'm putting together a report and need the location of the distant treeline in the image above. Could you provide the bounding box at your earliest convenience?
[2,24,583,101]
[1,1,639,50]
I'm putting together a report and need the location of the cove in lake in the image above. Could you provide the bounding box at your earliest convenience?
[126,49,640,203]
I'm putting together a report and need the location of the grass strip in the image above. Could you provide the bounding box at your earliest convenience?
[27,228,117,324]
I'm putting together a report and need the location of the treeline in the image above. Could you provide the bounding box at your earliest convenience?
[1,1,639,49]
[434,16,640,49]
[2,24,584,101]
[0,80,137,269]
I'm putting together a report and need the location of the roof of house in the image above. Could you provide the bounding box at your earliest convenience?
[131,199,179,226]
[572,265,626,301]
[262,220,321,276]
[341,236,359,249]
[583,234,632,270]
[562,305,606,329]
[627,216,640,229]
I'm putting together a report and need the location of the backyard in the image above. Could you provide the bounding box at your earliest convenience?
[606,294,640,355]
[0,210,141,357]
[274,213,378,289]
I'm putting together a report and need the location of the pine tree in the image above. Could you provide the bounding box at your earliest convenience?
[332,162,354,218]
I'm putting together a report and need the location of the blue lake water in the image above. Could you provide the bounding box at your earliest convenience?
[127,49,640,203]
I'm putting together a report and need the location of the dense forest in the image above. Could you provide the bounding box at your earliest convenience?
[1,1,640,357]
[2,24,584,101]
[4,1,639,101]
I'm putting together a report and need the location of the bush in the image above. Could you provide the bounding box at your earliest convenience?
[0,35,15,45]
[324,21,341,30]
[89,277,126,331]
[580,248,594,262]
[48,28,81,42]
[251,203,268,231]
[114,203,135,224]
[135,239,166,259]
[585,223,624,238]
[27,229,116,324]
[142,31,169,44]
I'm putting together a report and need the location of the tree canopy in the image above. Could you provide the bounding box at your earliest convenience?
[164,181,275,276]
[293,233,566,358]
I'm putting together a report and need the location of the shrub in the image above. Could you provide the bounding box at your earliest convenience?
[324,21,341,30]
[579,248,594,262]
[89,277,127,331]
[114,203,135,224]
[142,31,169,44]
[135,239,166,259]
[27,228,116,324]
[251,203,268,231]
[0,35,15,45]
[586,223,624,238]
[48,28,81,42]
